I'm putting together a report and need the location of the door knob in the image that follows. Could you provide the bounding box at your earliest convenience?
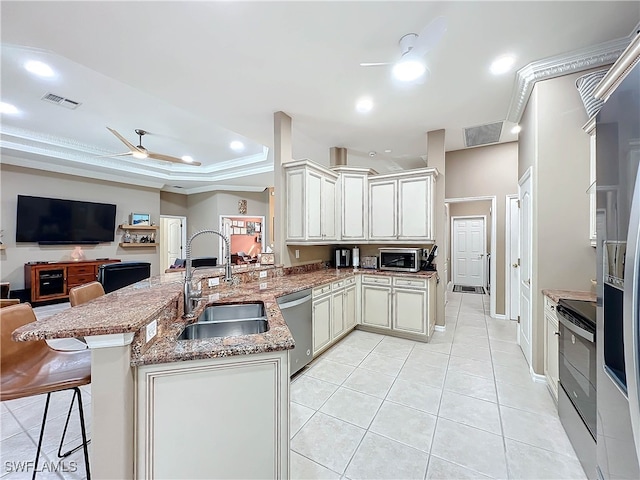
[512,263,519,268]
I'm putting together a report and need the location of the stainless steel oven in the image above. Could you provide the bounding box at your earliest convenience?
[557,298,597,478]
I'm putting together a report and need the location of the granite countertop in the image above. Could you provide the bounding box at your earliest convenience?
[13,266,436,366]
[542,289,596,303]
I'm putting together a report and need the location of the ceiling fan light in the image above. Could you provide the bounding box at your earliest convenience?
[182,155,194,163]
[392,59,426,82]
[132,151,148,159]
[0,102,19,114]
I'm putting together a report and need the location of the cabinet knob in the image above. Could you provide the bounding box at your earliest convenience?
[555,331,560,336]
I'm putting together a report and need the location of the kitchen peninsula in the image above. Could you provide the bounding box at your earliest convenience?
[12,263,437,479]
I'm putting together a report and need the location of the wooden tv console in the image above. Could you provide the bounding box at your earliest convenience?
[25,259,120,303]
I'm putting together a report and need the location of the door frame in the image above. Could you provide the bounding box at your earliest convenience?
[451,215,487,289]
[444,196,497,319]
[159,215,187,272]
[219,214,267,261]
[517,167,533,366]
[505,194,520,322]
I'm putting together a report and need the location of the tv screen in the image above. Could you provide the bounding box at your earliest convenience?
[16,195,117,244]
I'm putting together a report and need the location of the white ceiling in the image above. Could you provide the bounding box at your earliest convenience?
[1,1,639,193]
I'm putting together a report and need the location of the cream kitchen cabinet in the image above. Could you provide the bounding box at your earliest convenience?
[344,282,357,330]
[361,274,436,341]
[312,286,332,354]
[368,169,437,242]
[136,351,289,479]
[285,160,338,243]
[583,117,597,247]
[312,277,358,355]
[544,295,560,401]
[331,166,376,241]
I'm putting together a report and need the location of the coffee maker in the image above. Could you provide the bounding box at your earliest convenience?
[333,248,351,268]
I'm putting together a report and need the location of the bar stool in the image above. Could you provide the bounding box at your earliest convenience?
[1,303,91,479]
[69,282,105,307]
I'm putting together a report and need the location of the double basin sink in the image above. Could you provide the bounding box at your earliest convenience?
[178,302,269,340]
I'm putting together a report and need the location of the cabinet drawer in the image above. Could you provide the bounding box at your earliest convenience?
[361,275,392,286]
[313,284,332,297]
[393,277,427,289]
[332,280,345,290]
[544,295,557,313]
[343,277,356,287]
[67,273,96,287]
[68,265,95,276]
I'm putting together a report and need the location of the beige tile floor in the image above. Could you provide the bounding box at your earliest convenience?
[1,293,587,479]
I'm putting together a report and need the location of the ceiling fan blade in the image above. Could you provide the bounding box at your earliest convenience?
[147,151,202,166]
[411,16,447,58]
[360,62,392,67]
[95,152,133,158]
[106,127,141,153]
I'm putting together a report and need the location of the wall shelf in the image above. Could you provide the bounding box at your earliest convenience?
[118,224,159,231]
[119,243,158,248]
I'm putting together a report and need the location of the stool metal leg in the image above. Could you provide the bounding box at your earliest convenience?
[57,388,92,459]
[75,388,91,480]
[32,393,52,480]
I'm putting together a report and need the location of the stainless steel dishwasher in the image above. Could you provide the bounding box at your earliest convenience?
[277,288,313,376]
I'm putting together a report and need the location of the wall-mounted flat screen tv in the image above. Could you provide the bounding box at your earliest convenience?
[16,195,117,244]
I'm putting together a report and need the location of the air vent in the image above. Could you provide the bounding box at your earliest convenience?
[41,92,82,110]
[464,121,503,148]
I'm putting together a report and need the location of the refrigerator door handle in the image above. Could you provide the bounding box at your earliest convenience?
[624,165,640,463]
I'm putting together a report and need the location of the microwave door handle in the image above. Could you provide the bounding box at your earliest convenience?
[557,314,594,343]
[624,164,640,462]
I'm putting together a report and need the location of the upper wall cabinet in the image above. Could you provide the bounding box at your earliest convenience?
[332,166,377,242]
[285,160,338,243]
[369,169,437,242]
[584,117,597,246]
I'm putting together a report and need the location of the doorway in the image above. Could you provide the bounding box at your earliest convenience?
[506,194,520,321]
[159,215,187,272]
[452,216,487,288]
[518,168,533,367]
[219,215,266,261]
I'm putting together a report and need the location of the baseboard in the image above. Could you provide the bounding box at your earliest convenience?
[531,370,546,383]
[434,325,446,332]
[492,314,506,320]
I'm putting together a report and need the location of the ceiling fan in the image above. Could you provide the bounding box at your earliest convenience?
[105,127,201,166]
[360,16,447,82]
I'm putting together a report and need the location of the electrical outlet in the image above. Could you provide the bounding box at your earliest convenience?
[208,277,220,287]
[259,282,268,290]
[295,249,300,259]
[259,270,267,278]
[146,320,157,343]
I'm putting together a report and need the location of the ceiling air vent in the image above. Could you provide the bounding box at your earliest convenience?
[464,121,503,148]
[41,92,82,110]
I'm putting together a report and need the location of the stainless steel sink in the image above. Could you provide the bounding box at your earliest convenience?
[178,302,269,340]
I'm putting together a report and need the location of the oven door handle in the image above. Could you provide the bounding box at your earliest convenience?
[558,314,594,343]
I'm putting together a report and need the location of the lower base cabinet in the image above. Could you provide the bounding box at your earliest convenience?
[312,292,332,354]
[544,295,560,401]
[136,351,289,479]
[312,278,358,355]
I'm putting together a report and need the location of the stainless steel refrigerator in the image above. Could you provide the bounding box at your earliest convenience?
[596,56,640,479]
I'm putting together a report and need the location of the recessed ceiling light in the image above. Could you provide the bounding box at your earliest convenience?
[24,60,54,77]
[230,141,245,152]
[356,97,373,113]
[384,149,392,153]
[182,155,194,163]
[0,102,19,114]
[510,125,522,134]
[392,59,426,82]
[490,55,516,75]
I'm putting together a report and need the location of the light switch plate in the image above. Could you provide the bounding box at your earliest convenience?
[208,277,220,287]
[259,282,267,290]
[146,320,157,343]
[259,271,267,278]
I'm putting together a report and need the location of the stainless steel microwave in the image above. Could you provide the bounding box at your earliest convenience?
[379,248,422,273]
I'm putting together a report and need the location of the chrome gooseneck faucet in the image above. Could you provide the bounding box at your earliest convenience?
[183,229,232,317]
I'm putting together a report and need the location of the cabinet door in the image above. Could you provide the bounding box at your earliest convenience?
[332,289,344,339]
[544,310,560,400]
[369,180,397,240]
[322,176,337,241]
[286,168,305,241]
[362,285,392,329]
[344,285,357,330]
[313,295,332,354]
[398,176,432,240]
[341,174,367,241]
[306,170,323,240]
[393,287,427,335]
[427,276,436,337]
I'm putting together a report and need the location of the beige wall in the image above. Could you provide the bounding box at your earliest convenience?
[519,71,597,374]
[160,192,188,217]
[445,142,519,315]
[186,190,269,258]
[0,164,160,290]
[448,200,492,285]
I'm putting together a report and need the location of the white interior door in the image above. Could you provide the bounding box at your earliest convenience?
[160,216,185,272]
[508,196,520,321]
[518,170,533,366]
[452,216,486,287]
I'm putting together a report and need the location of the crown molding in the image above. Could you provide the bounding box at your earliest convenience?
[506,23,640,124]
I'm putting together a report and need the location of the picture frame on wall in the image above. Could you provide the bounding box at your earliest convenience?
[130,213,150,226]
